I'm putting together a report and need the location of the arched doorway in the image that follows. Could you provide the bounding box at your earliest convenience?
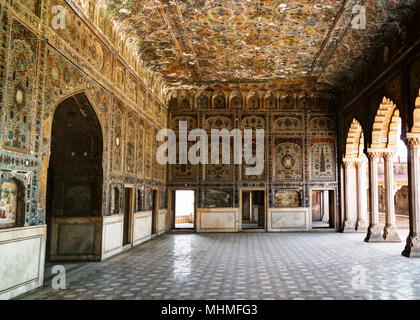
[46,92,103,261]
[365,97,407,242]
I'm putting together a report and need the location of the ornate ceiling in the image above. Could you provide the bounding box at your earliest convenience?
[101,0,417,91]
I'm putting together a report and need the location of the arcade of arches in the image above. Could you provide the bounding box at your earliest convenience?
[1,0,420,300]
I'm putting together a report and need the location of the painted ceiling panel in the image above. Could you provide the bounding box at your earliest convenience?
[100,0,418,91]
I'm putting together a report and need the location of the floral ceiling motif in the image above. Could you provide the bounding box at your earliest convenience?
[99,0,417,91]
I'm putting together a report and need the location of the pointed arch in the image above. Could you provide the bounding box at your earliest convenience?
[371,96,400,150]
[345,119,364,159]
[412,89,420,133]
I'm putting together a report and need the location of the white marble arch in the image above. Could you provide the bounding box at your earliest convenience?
[267,208,311,232]
[0,225,46,300]
[196,208,240,232]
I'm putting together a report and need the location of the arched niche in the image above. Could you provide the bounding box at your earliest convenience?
[46,92,104,261]
[0,177,26,229]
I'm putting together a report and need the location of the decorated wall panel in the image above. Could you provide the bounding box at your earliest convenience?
[167,89,337,209]
[310,138,336,181]
[0,0,167,229]
[272,138,303,182]
[3,19,39,153]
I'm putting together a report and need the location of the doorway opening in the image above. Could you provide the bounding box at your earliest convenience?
[46,92,103,262]
[151,190,158,235]
[173,190,195,229]
[311,190,335,228]
[241,190,265,229]
[123,187,134,246]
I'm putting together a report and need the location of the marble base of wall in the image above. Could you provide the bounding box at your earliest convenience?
[101,214,124,260]
[267,208,311,232]
[50,217,102,261]
[133,211,152,246]
[0,225,46,300]
[196,208,240,232]
[158,209,167,235]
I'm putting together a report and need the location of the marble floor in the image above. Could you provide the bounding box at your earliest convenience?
[21,230,420,300]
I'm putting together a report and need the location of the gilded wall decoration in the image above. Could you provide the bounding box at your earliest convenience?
[310,138,336,181]
[113,58,125,92]
[0,180,18,228]
[171,115,197,131]
[137,123,144,179]
[204,116,233,130]
[0,0,167,229]
[273,115,303,132]
[126,73,137,102]
[273,138,303,182]
[144,129,153,180]
[206,143,233,182]
[0,172,28,228]
[274,190,301,208]
[144,187,152,211]
[241,116,266,130]
[247,92,260,109]
[201,188,233,208]
[196,92,210,109]
[265,93,277,109]
[3,19,39,153]
[170,163,196,181]
[309,116,335,132]
[21,0,41,15]
[125,118,136,175]
[179,95,192,109]
[112,104,124,172]
[159,189,167,209]
[241,141,266,181]
[212,91,226,109]
[230,91,243,109]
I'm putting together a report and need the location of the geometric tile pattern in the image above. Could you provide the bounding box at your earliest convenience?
[21,231,420,300]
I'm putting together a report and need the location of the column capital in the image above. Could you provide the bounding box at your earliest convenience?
[354,158,367,168]
[342,158,359,168]
[366,149,383,159]
[382,150,396,160]
[367,148,395,159]
[406,133,420,147]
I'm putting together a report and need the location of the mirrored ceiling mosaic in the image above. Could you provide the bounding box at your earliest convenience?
[100,0,418,90]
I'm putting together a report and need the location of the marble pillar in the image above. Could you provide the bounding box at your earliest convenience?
[403,134,420,256]
[322,191,330,224]
[343,159,357,232]
[383,151,401,242]
[365,151,383,242]
[355,159,368,232]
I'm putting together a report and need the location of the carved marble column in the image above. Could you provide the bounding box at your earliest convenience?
[383,151,401,242]
[365,150,383,242]
[403,134,420,256]
[343,159,357,232]
[355,159,368,232]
